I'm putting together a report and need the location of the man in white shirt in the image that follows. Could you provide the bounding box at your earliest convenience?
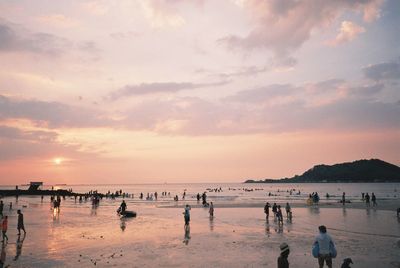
[314,225,334,268]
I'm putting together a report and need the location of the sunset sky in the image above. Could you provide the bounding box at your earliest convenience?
[0,0,399,184]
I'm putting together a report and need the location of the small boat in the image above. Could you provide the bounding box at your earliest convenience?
[122,211,137,218]
[117,208,137,218]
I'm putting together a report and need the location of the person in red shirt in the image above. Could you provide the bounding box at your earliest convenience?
[1,216,8,242]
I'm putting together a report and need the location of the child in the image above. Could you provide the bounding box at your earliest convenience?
[1,216,8,242]
[277,242,290,268]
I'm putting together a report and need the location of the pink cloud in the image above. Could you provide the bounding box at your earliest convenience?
[220,0,383,56]
[327,20,365,46]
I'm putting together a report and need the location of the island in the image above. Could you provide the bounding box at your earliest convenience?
[244,159,400,183]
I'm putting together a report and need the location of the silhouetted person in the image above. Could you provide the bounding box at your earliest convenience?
[0,202,3,216]
[272,203,277,219]
[17,210,26,235]
[365,193,370,207]
[120,200,127,214]
[264,202,271,219]
[277,242,290,268]
[277,205,283,224]
[285,203,291,219]
[183,204,191,227]
[342,192,345,205]
[371,193,377,206]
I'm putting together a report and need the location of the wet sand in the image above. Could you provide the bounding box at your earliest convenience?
[0,196,399,267]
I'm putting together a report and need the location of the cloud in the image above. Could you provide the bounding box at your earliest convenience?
[363,58,400,81]
[219,0,383,56]
[140,0,186,28]
[224,84,297,104]
[0,18,71,55]
[327,21,365,46]
[108,81,229,100]
[0,95,114,128]
[0,18,99,57]
[109,31,142,40]
[36,14,80,28]
[348,83,384,96]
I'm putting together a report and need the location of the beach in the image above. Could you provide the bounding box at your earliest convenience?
[0,183,399,267]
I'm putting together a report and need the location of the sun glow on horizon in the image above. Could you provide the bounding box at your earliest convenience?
[53,158,62,165]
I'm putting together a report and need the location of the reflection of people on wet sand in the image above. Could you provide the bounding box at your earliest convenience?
[120,219,126,231]
[183,224,191,245]
[0,243,6,268]
[14,234,25,261]
[17,210,26,235]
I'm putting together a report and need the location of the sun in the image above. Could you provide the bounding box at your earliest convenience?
[54,158,62,165]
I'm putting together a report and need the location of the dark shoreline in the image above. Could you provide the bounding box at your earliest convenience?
[0,189,102,197]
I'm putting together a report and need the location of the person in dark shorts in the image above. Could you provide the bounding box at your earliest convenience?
[17,210,26,235]
[264,202,271,219]
[371,193,377,206]
[314,225,335,268]
[277,242,290,268]
[365,193,370,207]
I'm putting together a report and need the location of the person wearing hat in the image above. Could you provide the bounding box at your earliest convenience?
[277,242,290,268]
[341,258,353,268]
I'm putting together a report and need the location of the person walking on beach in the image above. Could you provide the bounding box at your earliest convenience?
[183,204,191,228]
[341,192,346,205]
[365,193,370,207]
[264,202,271,219]
[314,225,335,268]
[209,202,214,217]
[276,205,283,225]
[1,216,8,243]
[17,210,26,235]
[371,193,377,207]
[277,242,290,268]
[0,201,3,216]
[285,203,291,219]
[272,203,277,219]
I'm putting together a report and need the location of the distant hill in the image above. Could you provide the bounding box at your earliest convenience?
[245,159,400,183]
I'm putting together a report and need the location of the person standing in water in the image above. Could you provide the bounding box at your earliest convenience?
[365,193,370,207]
[1,216,8,243]
[371,193,377,207]
[341,192,346,205]
[277,242,290,268]
[264,202,271,220]
[209,202,214,217]
[17,210,26,235]
[183,204,191,228]
[285,203,291,219]
[119,200,127,214]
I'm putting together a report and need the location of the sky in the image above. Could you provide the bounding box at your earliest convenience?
[0,0,399,184]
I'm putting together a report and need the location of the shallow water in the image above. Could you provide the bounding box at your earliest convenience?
[0,194,399,267]
[3,182,400,204]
